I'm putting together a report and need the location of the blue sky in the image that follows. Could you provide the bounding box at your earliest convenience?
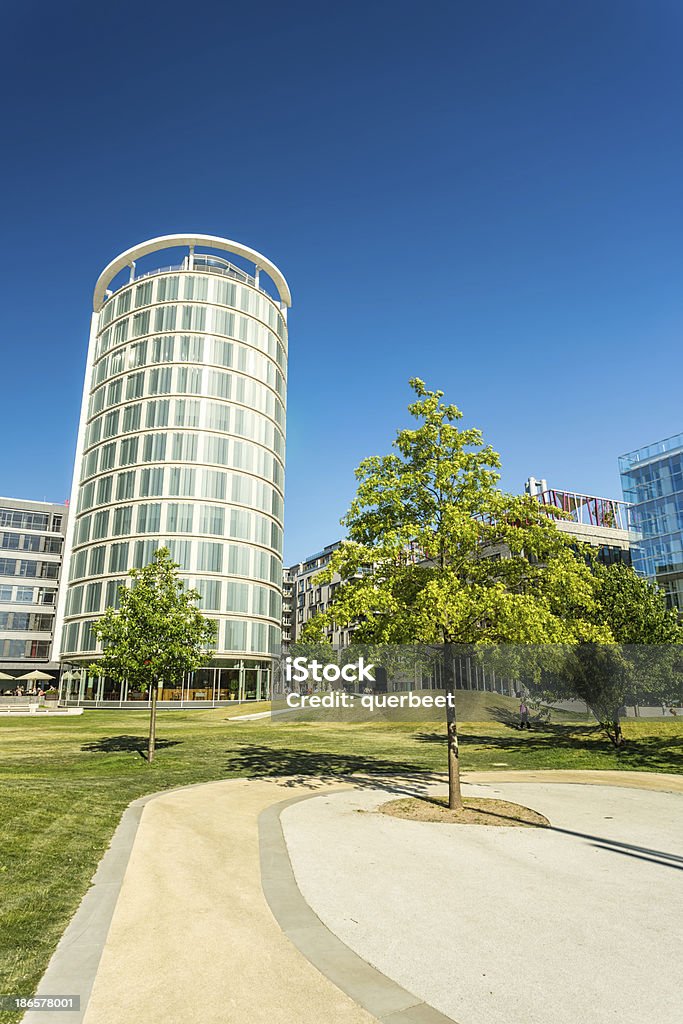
[1,0,682,563]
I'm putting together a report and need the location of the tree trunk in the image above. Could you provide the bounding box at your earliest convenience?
[444,644,463,810]
[148,680,158,763]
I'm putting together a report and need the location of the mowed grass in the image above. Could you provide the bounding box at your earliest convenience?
[1,701,682,1021]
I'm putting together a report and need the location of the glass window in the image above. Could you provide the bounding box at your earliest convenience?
[68,585,83,615]
[116,470,136,500]
[197,541,223,572]
[109,542,129,573]
[135,281,153,307]
[130,340,148,368]
[115,290,131,317]
[92,509,110,540]
[89,546,106,575]
[168,468,195,497]
[225,619,247,651]
[214,310,235,338]
[156,277,179,302]
[227,544,250,576]
[208,370,231,399]
[148,367,172,395]
[137,504,161,533]
[90,387,106,417]
[183,276,208,301]
[214,279,237,307]
[102,410,119,439]
[84,582,102,614]
[146,399,170,428]
[178,335,204,362]
[119,436,139,466]
[110,348,126,376]
[106,379,122,407]
[133,539,159,568]
[171,433,198,461]
[154,305,177,332]
[142,433,167,461]
[105,578,125,609]
[16,586,34,602]
[229,508,250,539]
[202,470,226,500]
[100,442,117,471]
[181,305,206,331]
[174,398,200,427]
[176,367,202,394]
[139,467,164,497]
[212,337,233,367]
[205,435,229,464]
[112,505,133,535]
[199,505,225,535]
[226,580,249,613]
[122,403,142,432]
[196,578,221,611]
[165,538,191,569]
[0,584,12,600]
[113,319,129,346]
[132,310,151,337]
[96,476,112,505]
[126,372,145,400]
[206,403,229,432]
[166,503,194,532]
[76,515,91,545]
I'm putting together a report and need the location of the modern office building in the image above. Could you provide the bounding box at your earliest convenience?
[619,433,683,610]
[54,234,291,704]
[0,497,67,678]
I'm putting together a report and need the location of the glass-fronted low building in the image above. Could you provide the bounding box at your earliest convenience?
[53,234,291,704]
[619,433,683,611]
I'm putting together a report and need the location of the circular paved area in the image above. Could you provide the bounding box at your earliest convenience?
[281,780,683,1024]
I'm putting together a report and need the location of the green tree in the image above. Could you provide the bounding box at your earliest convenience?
[89,548,217,762]
[301,379,606,807]
[543,564,683,747]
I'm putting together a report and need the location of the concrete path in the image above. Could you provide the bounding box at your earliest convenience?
[78,778,377,1024]
[282,777,683,1024]
[24,770,682,1024]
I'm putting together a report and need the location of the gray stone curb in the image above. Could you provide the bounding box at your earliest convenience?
[259,791,459,1024]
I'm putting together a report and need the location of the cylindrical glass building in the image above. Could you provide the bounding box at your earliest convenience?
[54,234,291,705]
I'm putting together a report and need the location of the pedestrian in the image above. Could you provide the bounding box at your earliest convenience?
[519,701,531,730]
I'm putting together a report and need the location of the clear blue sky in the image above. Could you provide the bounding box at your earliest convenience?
[2,0,682,564]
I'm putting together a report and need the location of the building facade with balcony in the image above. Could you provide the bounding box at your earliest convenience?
[54,234,291,704]
[0,497,67,680]
[525,477,633,566]
[619,433,683,610]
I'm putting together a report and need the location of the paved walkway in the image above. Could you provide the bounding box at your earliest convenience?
[283,777,683,1024]
[24,770,683,1024]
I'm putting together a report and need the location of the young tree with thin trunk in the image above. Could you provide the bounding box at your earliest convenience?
[89,548,217,762]
[301,379,607,808]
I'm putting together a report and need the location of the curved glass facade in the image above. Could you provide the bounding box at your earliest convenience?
[56,242,290,693]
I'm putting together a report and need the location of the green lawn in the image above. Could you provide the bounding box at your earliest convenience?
[1,705,682,1022]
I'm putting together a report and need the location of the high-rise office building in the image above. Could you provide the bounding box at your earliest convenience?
[0,497,67,677]
[619,433,683,610]
[54,234,291,704]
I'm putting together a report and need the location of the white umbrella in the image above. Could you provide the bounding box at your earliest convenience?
[17,670,54,681]
[0,671,15,681]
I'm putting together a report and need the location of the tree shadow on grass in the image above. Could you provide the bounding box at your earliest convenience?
[415,724,683,771]
[225,742,442,794]
[82,735,182,760]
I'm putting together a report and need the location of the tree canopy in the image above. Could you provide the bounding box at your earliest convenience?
[90,547,217,760]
